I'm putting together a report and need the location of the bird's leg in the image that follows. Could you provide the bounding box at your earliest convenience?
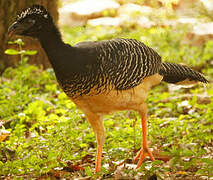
[94,120,105,172]
[134,104,155,168]
[85,113,105,172]
[96,143,103,172]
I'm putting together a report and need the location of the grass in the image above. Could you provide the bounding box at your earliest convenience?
[0,24,212,179]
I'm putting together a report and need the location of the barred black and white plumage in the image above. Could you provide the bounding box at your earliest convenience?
[61,38,162,97]
[60,38,208,98]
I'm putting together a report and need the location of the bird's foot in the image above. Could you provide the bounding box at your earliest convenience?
[134,147,155,168]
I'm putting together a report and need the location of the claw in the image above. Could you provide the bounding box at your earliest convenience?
[134,147,155,168]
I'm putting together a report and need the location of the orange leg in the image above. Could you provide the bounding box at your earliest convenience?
[134,104,155,168]
[85,113,105,173]
[95,145,103,172]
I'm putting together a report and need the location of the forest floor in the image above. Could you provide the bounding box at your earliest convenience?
[1,1,213,179]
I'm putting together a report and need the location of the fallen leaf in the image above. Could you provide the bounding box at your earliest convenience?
[0,129,10,142]
[176,171,187,175]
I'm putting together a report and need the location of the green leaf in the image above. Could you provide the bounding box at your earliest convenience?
[8,38,25,46]
[23,50,37,55]
[4,49,20,55]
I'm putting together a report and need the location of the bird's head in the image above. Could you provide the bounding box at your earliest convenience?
[8,5,53,38]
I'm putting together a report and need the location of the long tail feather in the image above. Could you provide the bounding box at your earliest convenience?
[159,62,208,85]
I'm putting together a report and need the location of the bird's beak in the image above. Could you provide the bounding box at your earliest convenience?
[8,21,22,38]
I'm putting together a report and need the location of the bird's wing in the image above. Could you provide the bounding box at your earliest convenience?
[64,38,162,97]
[93,38,162,90]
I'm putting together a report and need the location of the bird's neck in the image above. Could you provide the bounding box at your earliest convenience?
[38,24,68,65]
[37,24,78,82]
[38,24,65,54]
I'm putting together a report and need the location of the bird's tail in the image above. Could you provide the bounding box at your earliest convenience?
[159,62,208,85]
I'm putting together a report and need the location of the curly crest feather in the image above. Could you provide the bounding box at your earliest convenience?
[17,4,50,21]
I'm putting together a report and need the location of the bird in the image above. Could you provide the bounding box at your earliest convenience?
[8,5,208,172]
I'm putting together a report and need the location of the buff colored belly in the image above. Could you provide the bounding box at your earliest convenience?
[71,73,163,115]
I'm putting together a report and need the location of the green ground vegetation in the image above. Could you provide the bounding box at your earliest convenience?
[0,25,212,179]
